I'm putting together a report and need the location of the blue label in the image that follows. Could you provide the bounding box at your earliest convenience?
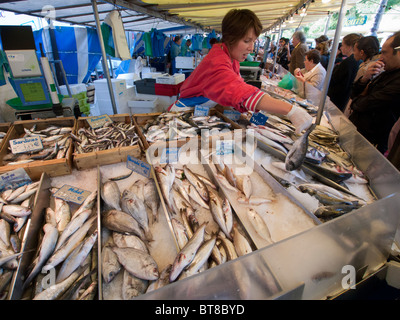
[223,109,241,121]
[0,168,32,192]
[193,105,210,117]
[53,184,92,205]
[160,147,180,164]
[250,112,268,126]
[216,140,234,156]
[127,155,151,178]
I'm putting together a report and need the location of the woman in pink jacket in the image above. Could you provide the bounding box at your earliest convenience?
[169,9,312,134]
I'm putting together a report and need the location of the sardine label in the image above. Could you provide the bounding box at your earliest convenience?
[53,184,92,205]
[9,136,43,154]
[0,168,31,192]
[160,147,180,164]
[193,105,210,117]
[223,109,241,121]
[250,112,268,126]
[86,114,113,129]
[127,155,151,178]
[216,140,234,155]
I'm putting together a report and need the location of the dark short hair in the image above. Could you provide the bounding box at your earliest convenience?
[305,49,321,64]
[388,31,400,55]
[280,37,289,44]
[221,9,262,47]
[356,36,380,60]
[342,33,363,48]
[174,35,181,42]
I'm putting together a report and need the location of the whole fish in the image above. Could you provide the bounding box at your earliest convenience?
[54,198,71,233]
[314,203,362,221]
[10,186,38,204]
[143,179,160,223]
[14,215,28,232]
[183,166,209,203]
[181,178,209,209]
[113,232,149,253]
[4,184,27,202]
[23,223,59,289]
[215,172,241,194]
[236,174,252,199]
[252,130,288,154]
[102,245,121,283]
[270,161,308,182]
[10,234,21,253]
[121,189,151,241]
[169,223,206,282]
[2,204,31,217]
[112,247,159,281]
[232,226,252,256]
[122,270,149,300]
[219,234,238,260]
[209,190,232,240]
[55,209,92,251]
[56,231,98,283]
[237,195,273,205]
[102,210,146,241]
[0,251,23,268]
[181,236,217,278]
[43,216,96,271]
[171,218,189,250]
[146,264,172,293]
[0,219,11,248]
[247,208,273,244]
[45,207,57,227]
[101,180,121,211]
[71,190,97,220]
[33,267,83,300]
[155,165,175,210]
[171,186,192,215]
[285,124,315,171]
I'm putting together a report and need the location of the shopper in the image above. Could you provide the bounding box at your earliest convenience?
[288,31,308,75]
[170,35,182,74]
[335,42,347,64]
[316,41,330,70]
[294,49,327,95]
[181,39,194,57]
[327,33,362,112]
[348,31,400,154]
[353,35,381,82]
[276,37,290,70]
[169,9,313,134]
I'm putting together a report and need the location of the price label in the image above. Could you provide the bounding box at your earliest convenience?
[160,147,180,164]
[9,136,43,154]
[0,168,32,192]
[86,114,113,129]
[223,109,241,121]
[193,105,210,117]
[250,112,268,126]
[127,155,151,178]
[216,140,234,156]
[53,184,92,205]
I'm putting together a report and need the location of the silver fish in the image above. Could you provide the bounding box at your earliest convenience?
[9,187,38,204]
[247,208,273,244]
[71,190,97,220]
[169,223,206,282]
[155,165,175,210]
[102,210,146,241]
[0,219,11,248]
[122,270,149,300]
[102,245,121,283]
[183,165,209,203]
[112,232,149,253]
[56,231,98,283]
[54,198,71,233]
[171,218,189,250]
[143,179,160,224]
[101,180,121,211]
[2,204,31,217]
[23,223,59,289]
[209,190,232,240]
[236,174,252,199]
[0,251,22,269]
[146,264,172,293]
[182,179,209,209]
[285,124,315,171]
[218,234,238,261]
[232,226,252,256]
[112,247,159,281]
[45,207,57,227]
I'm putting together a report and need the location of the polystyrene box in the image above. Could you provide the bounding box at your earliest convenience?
[141,72,166,79]
[155,73,185,85]
[128,97,160,114]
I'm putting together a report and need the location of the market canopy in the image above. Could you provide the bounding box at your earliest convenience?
[0,0,363,34]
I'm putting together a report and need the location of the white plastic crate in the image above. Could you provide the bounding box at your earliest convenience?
[128,97,160,114]
[155,73,185,85]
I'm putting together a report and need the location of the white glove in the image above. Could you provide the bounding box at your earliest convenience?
[286,105,313,134]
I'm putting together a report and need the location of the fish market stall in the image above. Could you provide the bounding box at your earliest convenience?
[0,117,75,180]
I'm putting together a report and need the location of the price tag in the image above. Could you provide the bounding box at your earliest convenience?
[53,184,92,205]
[160,147,180,164]
[127,155,151,178]
[223,109,241,121]
[0,168,32,192]
[216,140,234,156]
[193,105,210,117]
[9,136,43,154]
[86,114,113,129]
[250,112,268,126]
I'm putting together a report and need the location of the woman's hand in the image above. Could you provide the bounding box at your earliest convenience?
[294,69,305,82]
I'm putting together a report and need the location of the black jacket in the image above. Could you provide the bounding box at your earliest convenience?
[349,68,400,154]
[327,54,360,111]
[276,47,289,70]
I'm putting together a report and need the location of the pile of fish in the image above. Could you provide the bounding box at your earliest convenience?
[22,188,98,300]
[251,114,373,222]
[154,163,255,285]
[72,121,139,154]
[141,112,232,144]
[100,178,162,299]
[0,180,40,299]
[2,125,73,166]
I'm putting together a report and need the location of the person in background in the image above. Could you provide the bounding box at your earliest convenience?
[288,30,309,75]
[315,34,329,47]
[353,35,381,82]
[209,38,219,46]
[294,49,327,95]
[169,9,312,134]
[327,33,362,111]
[335,42,347,64]
[170,35,182,74]
[276,37,290,70]
[348,31,400,154]
[182,38,194,57]
[316,41,331,70]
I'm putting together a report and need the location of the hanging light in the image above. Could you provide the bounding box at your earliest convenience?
[300,7,307,17]
[289,15,294,23]
[322,0,331,3]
